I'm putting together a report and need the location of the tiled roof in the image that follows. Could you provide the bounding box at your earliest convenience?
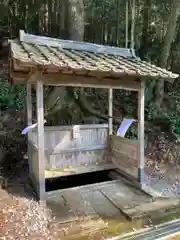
[9,30,179,81]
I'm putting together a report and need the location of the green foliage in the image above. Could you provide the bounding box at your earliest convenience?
[0,79,25,111]
[0,81,12,111]
[165,112,180,136]
[123,102,136,116]
[146,87,180,137]
[166,90,180,136]
[146,102,159,121]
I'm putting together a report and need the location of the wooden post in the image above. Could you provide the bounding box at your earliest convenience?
[36,79,45,200]
[138,81,145,186]
[26,84,32,174]
[108,88,113,135]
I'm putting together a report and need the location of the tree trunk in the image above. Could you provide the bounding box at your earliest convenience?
[45,0,110,124]
[155,0,180,106]
[45,0,85,124]
[101,3,105,44]
[116,0,120,46]
[66,0,106,122]
[139,0,151,60]
[48,0,52,35]
[67,0,84,41]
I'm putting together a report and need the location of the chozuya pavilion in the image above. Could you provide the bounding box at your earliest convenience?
[9,30,178,201]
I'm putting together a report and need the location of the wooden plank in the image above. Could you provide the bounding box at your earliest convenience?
[112,181,151,203]
[30,123,108,150]
[37,74,141,91]
[36,77,45,200]
[45,163,116,178]
[10,71,141,91]
[46,150,109,171]
[100,185,137,211]
[62,189,106,235]
[110,135,138,157]
[33,124,109,131]
[82,189,121,218]
[99,180,151,213]
[62,190,99,220]
[109,171,152,198]
[48,144,106,154]
[111,154,138,179]
[138,81,145,185]
[99,181,175,221]
[110,135,139,179]
[46,196,78,223]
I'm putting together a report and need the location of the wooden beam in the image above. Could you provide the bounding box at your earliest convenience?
[26,84,32,175]
[108,89,113,135]
[10,71,141,91]
[36,77,45,200]
[39,74,141,91]
[27,71,38,83]
[138,81,145,186]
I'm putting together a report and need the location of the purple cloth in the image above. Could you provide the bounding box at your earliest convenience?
[21,119,46,135]
[116,118,136,137]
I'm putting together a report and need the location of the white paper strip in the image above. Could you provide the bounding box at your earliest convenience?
[117,118,136,137]
[73,125,80,139]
